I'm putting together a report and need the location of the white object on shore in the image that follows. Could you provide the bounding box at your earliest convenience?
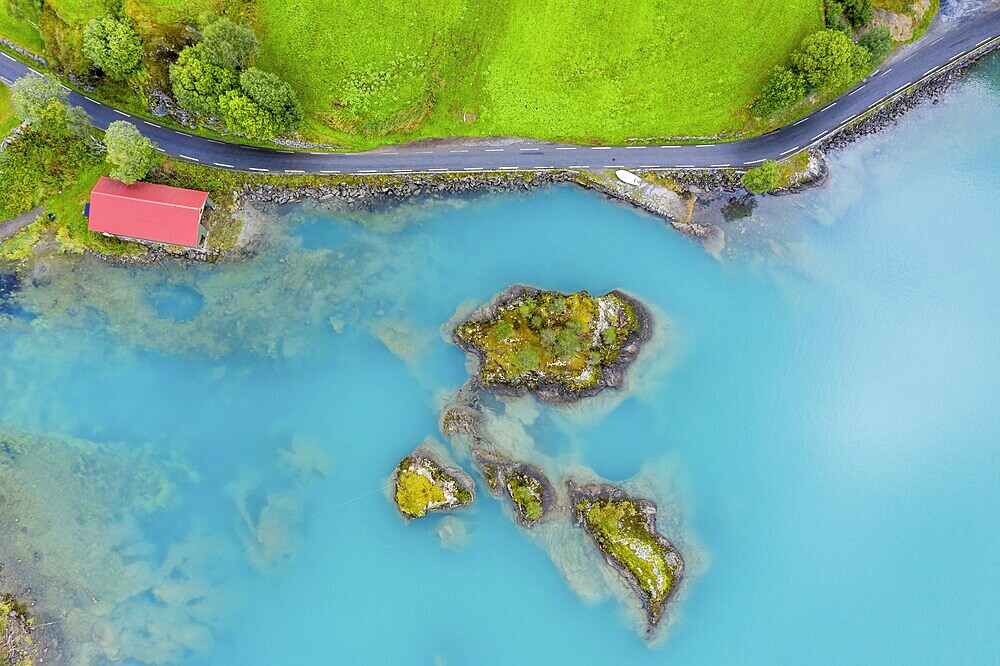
[615,170,644,186]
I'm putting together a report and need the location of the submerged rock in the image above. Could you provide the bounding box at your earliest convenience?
[392,446,475,520]
[472,448,556,527]
[569,481,684,631]
[454,285,651,403]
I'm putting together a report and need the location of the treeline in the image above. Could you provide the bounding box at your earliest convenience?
[753,0,893,119]
[13,2,302,140]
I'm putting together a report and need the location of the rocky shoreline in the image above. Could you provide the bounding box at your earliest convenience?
[391,445,476,520]
[470,447,557,527]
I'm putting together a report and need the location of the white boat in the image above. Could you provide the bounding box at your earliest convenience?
[615,170,644,186]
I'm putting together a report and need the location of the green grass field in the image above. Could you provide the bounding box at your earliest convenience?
[254,0,823,146]
[0,84,17,136]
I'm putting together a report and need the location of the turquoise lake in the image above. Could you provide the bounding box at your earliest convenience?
[1,57,998,664]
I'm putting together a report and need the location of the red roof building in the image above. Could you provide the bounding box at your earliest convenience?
[87,177,211,249]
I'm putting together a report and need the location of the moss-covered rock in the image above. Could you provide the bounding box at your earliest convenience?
[454,285,650,402]
[569,481,684,631]
[471,448,555,527]
[391,446,475,520]
[0,593,38,666]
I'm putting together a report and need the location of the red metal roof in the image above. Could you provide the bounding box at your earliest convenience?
[88,176,209,248]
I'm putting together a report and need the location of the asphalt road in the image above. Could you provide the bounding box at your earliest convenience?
[1,10,998,176]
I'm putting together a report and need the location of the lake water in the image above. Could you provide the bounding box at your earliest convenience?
[1,56,998,665]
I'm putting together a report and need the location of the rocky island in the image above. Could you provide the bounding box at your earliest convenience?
[570,482,684,631]
[472,448,556,527]
[392,446,476,520]
[454,286,650,402]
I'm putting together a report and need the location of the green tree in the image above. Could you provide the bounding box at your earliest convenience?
[792,29,866,90]
[512,346,540,374]
[843,0,873,28]
[36,99,89,140]
[491,320,514,341]
[554,328,583,360]
[741,160,781,194]
[83,15,143,80]
[199,17,258,70]
[859,26,893,66]
[824,0,851,33]
[752,66,806,118]
[104,120,158,184]
[11,75,67,123]
[239,67,303,130]
[169,44,238,116]
[218,89,281,138]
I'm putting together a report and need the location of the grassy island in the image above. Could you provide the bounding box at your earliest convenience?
[472,449,554,527]
[455,287,646,400]
[392,447,475,520]
[572,486,684,628]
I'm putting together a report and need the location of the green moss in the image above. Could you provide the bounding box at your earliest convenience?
[506,473,543,524]
[394,469,447,519]
[578,497,679,619]
[774,151,812,189]
[456,290,641,393]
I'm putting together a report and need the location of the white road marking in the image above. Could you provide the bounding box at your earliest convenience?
[284,169,305,174]
[695,144,715,148]
[414,151,433,154]
[660,145,679,148]
[484,148,504,152]
[207,139,222,144]
[710,164,730,168]
[497,166,518,170]
[358,170,378,173]
[213,162,234,168]
[382,152,398,155]
[811,132,825,141]
[676,165,696,168]
[0,76,11,84]
[870,69,880,77]
[820,102,837,112]
[249,167,269,172]
[603,164,618,168]
[976,37,991,47]
[793,117,810,126]
[83,96,97,103]
[779,146,800,156]
[393,169,411,173]
[60,84,70,91]
[143,121,159,128]
[179,154,199,162]
[555,147,577,150]
[449,149,469,153]
[156,148,165,153]
[463,167,483,170]
[174,130,186,135]
[744,158,765,165]
[625,146,646,149]
[591,146,611,150]
[847,84,866,96]
[1,53,14,61]
[428,168,449,172]
[278,150,294,154]
[519,147,540,151]
[881,68,893,75]
[930,36,943,45]
[568,165,591,169]
[310,152,326,155]
[638,165,659,168]
[320,170,340,174]
[923,67,937,77]
[892,84,908,94]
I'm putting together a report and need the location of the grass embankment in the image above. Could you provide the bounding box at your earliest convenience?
[256,0,822,147]
[1,0,822,148]
[456,290,639,392]
[0,84,17,135]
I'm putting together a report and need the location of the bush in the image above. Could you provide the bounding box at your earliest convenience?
[741,160,781,194]
[199,17,258,70]
[218,89,281,138]
[105,121,158,184]
[239,68,303,131]
[12,75,67,123]
[824,0,852,33]
[39,7,88,74]
[83,16,143,80]
[793,29,867,90]
[169,45,239,117]
[752,66,806,118]
[843,0,873,28]
[859,26,893,66]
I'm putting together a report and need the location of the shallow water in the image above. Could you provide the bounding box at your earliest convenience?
[1,57,998,664]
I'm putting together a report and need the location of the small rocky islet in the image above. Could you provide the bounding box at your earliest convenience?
[391,446,475,520]
[472,448,556,527]
[570,482,684,631]
[453,285,650,402]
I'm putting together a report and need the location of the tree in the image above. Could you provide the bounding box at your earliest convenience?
[218,89,281,137]
[169,44,238,116]
[11,75,67,123]
[199,17,258,70]
[824,0,851,34]
[239,67,302,130]
[753,66,806,118]
[36,99,89,140]
[843,0,873,28]
[792,29,866,90]
[859,26,893,66]
[104,120,158,184]
[83,15,143,80]
[741,160,781,194]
